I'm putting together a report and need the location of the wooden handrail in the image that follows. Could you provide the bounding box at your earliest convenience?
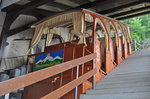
[0,53,96,96]
[41,68,97,99]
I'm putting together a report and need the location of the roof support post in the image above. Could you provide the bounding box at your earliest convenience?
[0,14,12,66]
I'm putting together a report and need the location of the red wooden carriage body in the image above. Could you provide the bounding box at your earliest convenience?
[16,9,131,99]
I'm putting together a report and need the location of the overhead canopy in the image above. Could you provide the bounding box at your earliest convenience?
[27,9,129,55]
[31,10,95,34]
[27,10,95,54]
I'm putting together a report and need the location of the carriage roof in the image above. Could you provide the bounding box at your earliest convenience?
[31,9,128,29]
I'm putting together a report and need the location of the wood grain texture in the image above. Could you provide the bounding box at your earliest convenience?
[41,68,97,99]
[0,53,96,96]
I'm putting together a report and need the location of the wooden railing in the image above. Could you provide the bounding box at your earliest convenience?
[0,53,96,99]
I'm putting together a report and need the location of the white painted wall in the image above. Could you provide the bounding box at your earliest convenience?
[0,13,71,71]
[0,29,33,72]
[0,14,37,72]
[4,29,34,57]
[2,14,37,57]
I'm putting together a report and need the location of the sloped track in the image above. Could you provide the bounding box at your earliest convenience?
[80,49,150,99]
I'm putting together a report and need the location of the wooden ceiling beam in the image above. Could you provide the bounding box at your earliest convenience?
[109,6,150,18]
[98,0,149,15]
[71,0,104,9]
[7,0,55,24]
[1,0,56,38]
[22,10,45,20]
[30,8,55,17]
[9,0,55,14]
[7,21,36,37]
[3,3,56,19]
[117,10,150,20]
[0,0,57,60]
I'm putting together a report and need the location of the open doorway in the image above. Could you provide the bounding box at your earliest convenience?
[121,24,128,58]
[96,18,108,72]
[117,24,124,58]
[109,22,117,64]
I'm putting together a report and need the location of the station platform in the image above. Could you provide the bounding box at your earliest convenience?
[81,49,150,99]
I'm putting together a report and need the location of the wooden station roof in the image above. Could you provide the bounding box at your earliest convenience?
[2,0,150,20]
[1,0,150,37]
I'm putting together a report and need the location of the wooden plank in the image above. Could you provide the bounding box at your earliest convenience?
[41,68,97,99]
[0,53,96,96]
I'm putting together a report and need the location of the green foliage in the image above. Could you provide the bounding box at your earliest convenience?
[122,14,150,42]
[131,32,140,41]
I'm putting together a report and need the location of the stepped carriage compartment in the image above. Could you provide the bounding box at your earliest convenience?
[22,9,131,99]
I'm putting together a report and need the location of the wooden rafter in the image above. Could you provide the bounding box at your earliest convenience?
[71,0,104,9]
[109,6,150,18]
[117,10,150,20]
[1,0,56,36]
[98,0,148,15]
[8,21,37,37]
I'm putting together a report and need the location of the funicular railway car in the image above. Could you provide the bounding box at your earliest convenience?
[21,9,131,99]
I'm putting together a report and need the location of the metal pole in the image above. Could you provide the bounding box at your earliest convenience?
[134,39,137,51]
[74,65,79,99]
[142,45,144,49]
[92,59,95,89]
[26,57,30,74]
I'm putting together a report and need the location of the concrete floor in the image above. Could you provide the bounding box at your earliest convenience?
[80,49,150,99]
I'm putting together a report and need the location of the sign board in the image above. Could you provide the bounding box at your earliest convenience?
[34,50,63,71]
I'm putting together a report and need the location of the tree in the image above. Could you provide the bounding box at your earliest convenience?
[122,14,150,50]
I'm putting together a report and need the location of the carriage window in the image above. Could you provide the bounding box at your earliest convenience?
[96,30,104,38]
[118,25,122,37]
[35,34,62,53]
[121,24,127,39]
[96,18,108,49]
[109,22,118,63]
[109,22,118,46]
[124,25,129,37]
[85,21,93,37]
[50,38,61,46]
[35,34,46,53]
[85,13,94,38]
[95,18,108,72]
[72,34,79,40]
[110,24,115,38]
[96,23,105,38]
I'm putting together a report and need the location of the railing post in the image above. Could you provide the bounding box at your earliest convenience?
[74,65,79,99]
[26,57,30,73]
[134,39,137,51]
[92,59,95,89]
